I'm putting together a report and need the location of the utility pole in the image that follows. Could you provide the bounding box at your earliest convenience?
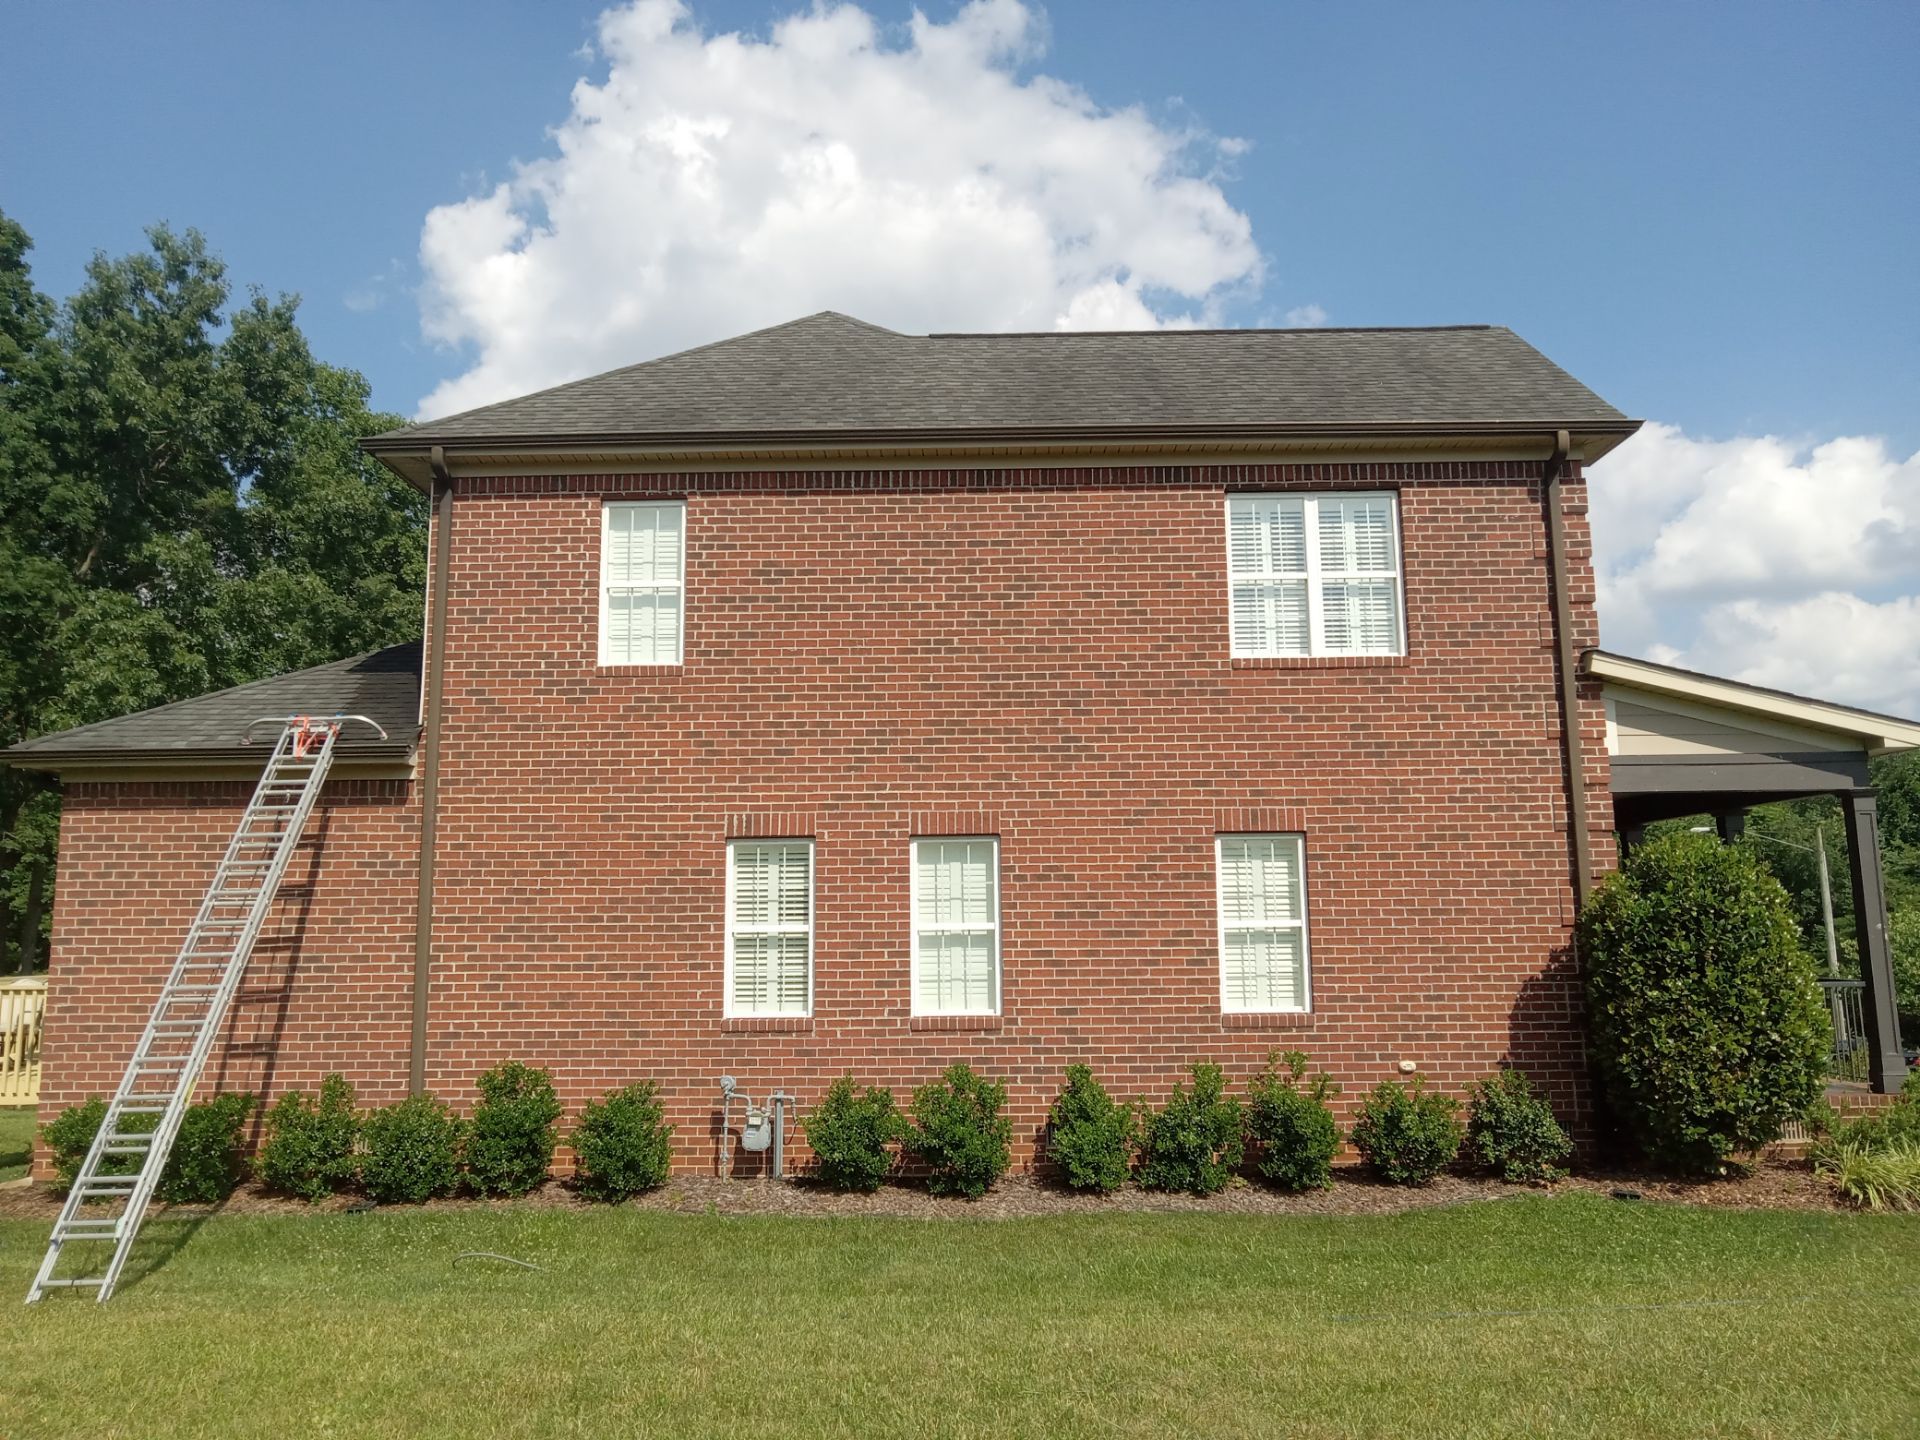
[1814,823,1839,977]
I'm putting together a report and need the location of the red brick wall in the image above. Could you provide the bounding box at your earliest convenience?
[36,780,418,1169]
[39,459,1612,1177]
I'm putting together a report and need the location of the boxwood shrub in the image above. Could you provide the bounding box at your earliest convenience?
[40,1097,124,1194]
[360,1093,464,1204]
[1580,831,1828,1172]
[257,1073,360,1202]
[1465,1067,1572,1184]
[1246,1051,1340,1192]
[1045,1064,1137,1194]
[803,1074,904,1192]
[571,1082,675,1201]
[464,1060,564,1197]
[1138,1062,1244,1195]
[40,1093,255,1203]
[159,1092,257,1204]
[906,1064,1012,1198]
[1350,1077,1462,1186]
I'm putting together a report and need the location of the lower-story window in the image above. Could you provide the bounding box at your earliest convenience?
[725,839,813,1016]
[912,837,1001,1016]
[1215,833,1311,1012]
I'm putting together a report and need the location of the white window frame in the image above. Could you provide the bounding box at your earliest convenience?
[1225,491,1405,658]
[723,839,814,1019]
[909,836,1002,1018]
[599,499,686,666]
[1214,833,1313,1014]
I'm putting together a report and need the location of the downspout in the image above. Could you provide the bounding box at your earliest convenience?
[411,445,454,1095]
[1543,429,1595,910]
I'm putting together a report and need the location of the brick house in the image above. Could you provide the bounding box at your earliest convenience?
[10,312,1910,1179]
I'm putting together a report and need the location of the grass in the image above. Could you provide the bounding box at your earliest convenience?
[0,1106,33,1184]
[1,1196,1917,1438]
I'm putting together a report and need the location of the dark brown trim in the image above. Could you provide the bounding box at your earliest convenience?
[411,447,454,1096]
[1609,752,1871,797]
[2,743,416,774]
[1543,430,1594,910]
[1842,792,1909,1093]
[364,417,1643,458]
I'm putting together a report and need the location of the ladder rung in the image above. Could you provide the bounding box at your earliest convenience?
[36,1276,110,1286]
[56,1220,123,1235]
[77,1177,141,1192]
[120,1094,175,1106]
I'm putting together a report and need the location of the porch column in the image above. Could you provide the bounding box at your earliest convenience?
[1715,808,1747,842]
[1619,821,1646,857]
[1841,790,1908,1093]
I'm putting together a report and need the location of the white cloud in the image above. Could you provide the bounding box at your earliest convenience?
[414,0,1262,418]
[1589,422,1920,716]
[1282,303,1327,328]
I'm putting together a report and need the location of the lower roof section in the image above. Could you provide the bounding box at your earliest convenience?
[3,642,422,775]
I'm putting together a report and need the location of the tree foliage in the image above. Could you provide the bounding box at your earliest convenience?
[0,211,425,963]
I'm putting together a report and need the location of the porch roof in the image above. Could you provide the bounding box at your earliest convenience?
[1584,649,1920,828]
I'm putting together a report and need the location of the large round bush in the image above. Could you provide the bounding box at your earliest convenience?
[1580,831,1828,1172]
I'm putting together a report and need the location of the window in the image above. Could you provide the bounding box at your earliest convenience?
[725,840,812,1017]
[1215,834,1311,1013]
[1227,492,1402,658]
[601,501,684,665]
[911,838,1000,1016]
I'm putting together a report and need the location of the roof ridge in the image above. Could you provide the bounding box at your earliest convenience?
[925,324,1500,339]
[10,641,418,751]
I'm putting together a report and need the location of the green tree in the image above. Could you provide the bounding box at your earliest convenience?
[0,212,425,965]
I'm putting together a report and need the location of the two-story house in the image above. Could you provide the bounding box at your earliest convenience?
[11,312,1910,1177]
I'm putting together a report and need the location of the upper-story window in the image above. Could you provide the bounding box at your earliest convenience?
[1226,492,1403,658]
[601,501,685,665]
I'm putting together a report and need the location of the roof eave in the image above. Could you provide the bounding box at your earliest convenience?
[2,741,419,776]
[362,418,1644,489]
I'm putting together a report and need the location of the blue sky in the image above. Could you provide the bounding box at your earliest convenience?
[5,0,1919,708]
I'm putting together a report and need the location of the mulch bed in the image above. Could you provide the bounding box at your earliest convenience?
[0,1157,1848,1222]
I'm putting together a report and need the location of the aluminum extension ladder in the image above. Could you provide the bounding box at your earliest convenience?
[25,713,385,1304]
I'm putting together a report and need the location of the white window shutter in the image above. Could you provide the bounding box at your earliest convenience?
[727,841,811,1016]
[912,839,1000,1015]
[1227,496,1311,658]
[602,501,685,665]
[1217,835,1310,1013]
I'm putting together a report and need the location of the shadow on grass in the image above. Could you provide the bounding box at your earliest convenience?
[110,1208,219,1294]
[27,1203,221,1301]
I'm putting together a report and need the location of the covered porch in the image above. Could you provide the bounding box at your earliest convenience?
[1585,649,1919,1094]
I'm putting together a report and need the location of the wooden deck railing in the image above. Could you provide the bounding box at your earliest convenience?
[0,977,46,1105]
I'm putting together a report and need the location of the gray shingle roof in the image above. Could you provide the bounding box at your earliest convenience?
[4,642,421,769]
[366,312,1632,450]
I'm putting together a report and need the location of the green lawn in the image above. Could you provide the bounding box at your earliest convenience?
[1,1196,1916,1438]
[0,1107,33,1184]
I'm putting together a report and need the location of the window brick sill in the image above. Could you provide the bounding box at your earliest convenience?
[909,1014,1004,1033]
[1220,1012,1315,1031]
[1229,655,1410,671]
[721,1016,814,1034]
